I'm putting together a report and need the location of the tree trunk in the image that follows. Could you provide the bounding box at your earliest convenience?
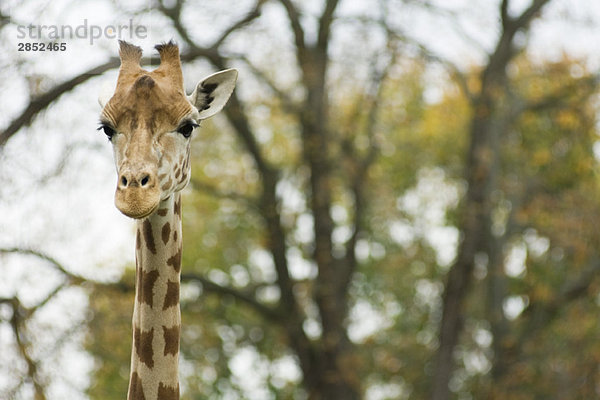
[431,2,552,398]
[301,50,361,400]
[431,85,500,397]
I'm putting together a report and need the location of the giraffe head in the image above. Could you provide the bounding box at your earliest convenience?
[98,40,237,218]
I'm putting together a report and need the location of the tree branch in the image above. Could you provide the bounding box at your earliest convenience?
[222,91,273,177]
[519,73,600,113]
[0,247,85,285]
[484,0,551,89]
[230,53,300,113]
[0,59,119,147]
[156,0,193,47]
[9,297,48,400]
[493,257,600,381]
[340,30,398,289]
[500,0,511,27]
[278,0,306,53]
[0,246,290,324]
[181,272,282,321]
[189,178,259,210]
[210,1,265,50]
[521,259,600,324]
[158,0,265,55]
[317,0,340,50]
[0,247,133,296]
[513,0,551,31]
[378,21,475,102]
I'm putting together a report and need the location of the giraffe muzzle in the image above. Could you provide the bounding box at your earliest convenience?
[115,167,161,219]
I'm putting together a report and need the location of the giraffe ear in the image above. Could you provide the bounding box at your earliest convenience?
[188,69,238,120]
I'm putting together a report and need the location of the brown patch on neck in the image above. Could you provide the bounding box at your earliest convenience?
[163,281,179,310]
[174,197,181,218]
[166,247,182,273]
[161,177,173,192]
[128,371,146,400]
[162,325,180,356]
[162,222,171,245]
[157,382,179,400]
[142,219,157,255]
[137,268,159,307]
[134,327,155,369]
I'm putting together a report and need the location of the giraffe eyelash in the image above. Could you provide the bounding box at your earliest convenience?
[97,122,116,141]
[176,121,199,138]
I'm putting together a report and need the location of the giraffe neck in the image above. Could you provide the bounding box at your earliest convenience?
[128,193,183,400]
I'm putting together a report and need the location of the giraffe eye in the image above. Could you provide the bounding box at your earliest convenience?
[98,124,116,141]
[177,122,198,138]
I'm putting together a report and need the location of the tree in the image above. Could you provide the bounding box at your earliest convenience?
[430,1,559,398]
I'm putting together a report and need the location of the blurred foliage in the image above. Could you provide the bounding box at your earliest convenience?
[85,271,134,399]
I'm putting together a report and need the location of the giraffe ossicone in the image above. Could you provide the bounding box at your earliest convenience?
[98,40,237,400]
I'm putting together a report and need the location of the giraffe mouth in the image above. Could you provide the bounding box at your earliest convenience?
[114,186,161,219]
[121,202,159,219]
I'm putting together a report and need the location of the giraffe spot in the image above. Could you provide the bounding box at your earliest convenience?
[137,268,159,307]
[136,229,141,250]
[167,247,182,273]
[173,229,178,243]
[157,382,179,400]
[175,167,181,179]
[128,371,146,400]
[134,327,154,369]
[157,208,168,217]
[162,222,171,245]
[163,280,179,310]
[162,177,173,191]
[163,324,180,356]
[142,219,156,255]
[174,197,181,217]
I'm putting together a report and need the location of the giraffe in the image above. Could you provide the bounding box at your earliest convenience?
[97,40,237,400]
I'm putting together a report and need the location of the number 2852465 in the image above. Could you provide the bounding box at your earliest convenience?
[18,42,67,51]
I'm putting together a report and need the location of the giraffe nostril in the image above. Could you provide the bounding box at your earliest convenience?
[140,175,150,187]
[121,176,128,187]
